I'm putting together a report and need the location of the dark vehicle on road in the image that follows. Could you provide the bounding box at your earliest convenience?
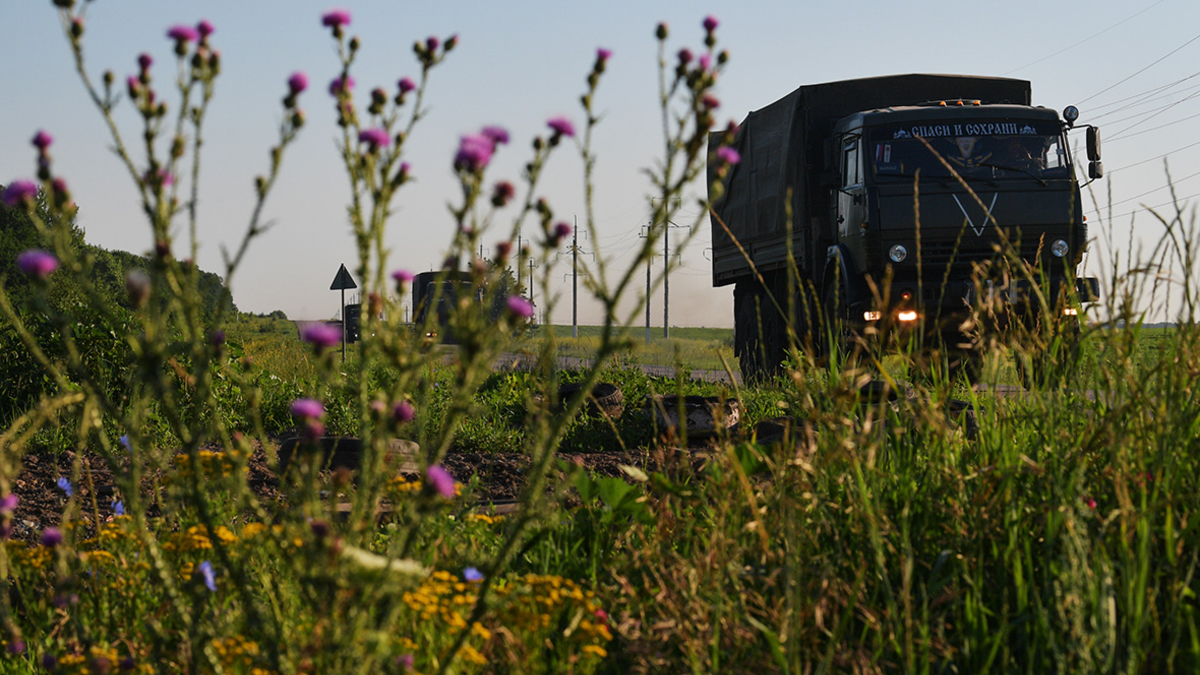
[709,74,1101,381]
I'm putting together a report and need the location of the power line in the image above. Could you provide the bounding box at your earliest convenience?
[1107,138,1200,175]
[1003,0,1168,76]
[1084,190,1200,224]
[1109,105,1200,142]
[1088,71,1200,117]
[1079,31,1200,104]
[1093,85,1200,127]
[1098,167,1200,208]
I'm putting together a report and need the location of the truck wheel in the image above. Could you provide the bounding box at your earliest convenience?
[734,281,775,383]
[821,278,854,362]
[790,284,825,363]
[1016,315,1081,390]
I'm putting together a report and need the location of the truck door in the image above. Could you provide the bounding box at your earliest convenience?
[837,134,866,272]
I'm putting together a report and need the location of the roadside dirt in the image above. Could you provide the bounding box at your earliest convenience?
[4,440,680,543]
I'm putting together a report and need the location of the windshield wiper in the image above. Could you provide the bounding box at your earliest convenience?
[976,161,1047,186]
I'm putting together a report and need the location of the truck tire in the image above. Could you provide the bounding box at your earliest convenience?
[735,279,785,383]
[821,276,854,362]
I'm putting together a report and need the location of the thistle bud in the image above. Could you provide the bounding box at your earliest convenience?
[125,270,150,307]
[656,22,668,40]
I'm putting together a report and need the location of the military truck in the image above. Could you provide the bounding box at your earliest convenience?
[411,271,473,344]
[708,74,1101,381]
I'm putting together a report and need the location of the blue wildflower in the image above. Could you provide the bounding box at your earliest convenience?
[463,566,483,582]
[119,435,131,451]
[56,477,73,498]
[112,501,125,516]
[198,560,216,592]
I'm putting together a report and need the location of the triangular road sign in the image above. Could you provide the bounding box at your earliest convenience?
[330,263,357,290]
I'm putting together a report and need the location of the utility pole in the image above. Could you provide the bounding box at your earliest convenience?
[556,217,591,338]
[527,258,537,307]
[643,199,685,340]
[516,233,523,295]
[662,211,687,339]
[572,218,579,338]
[640,224,652,343]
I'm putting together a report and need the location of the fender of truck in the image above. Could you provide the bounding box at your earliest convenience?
[823,244,864,309]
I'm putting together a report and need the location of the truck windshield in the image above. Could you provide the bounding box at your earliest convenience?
[870,120,1068,181]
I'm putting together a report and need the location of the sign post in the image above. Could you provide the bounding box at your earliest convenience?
[329,263,358,362]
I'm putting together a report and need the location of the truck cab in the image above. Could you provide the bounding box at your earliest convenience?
[827,103,1090,336]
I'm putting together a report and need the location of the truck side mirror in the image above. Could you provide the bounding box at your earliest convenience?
[1086,127,1101,161]
[1088,161,1103,179]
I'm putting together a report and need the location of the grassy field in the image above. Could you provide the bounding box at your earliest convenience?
[8,4,1198,670]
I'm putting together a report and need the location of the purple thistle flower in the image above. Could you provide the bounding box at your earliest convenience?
[702,94,720,110]
[329,75,355,96]
[166,25,200,43]
[16,250,59,279]
[56,477,73,497]
[426,465,456,498]
[392,269,415,285]
[6,639,24,655]
[358,128,391,150]
[463,566,483,582]
[506,296,534,319]
[677,48,693,65]
[321,9,352,29]
[425,36,440,52]
[142,168,174,187]
[137,53,153,70]
[597,47,613,62]
[552,221,573,244]
[290,398,325,421]
[301,323,341,350]
[396,654,414,670]
[31,130,53,151]
[717,146,741,165]
[397,77,416,94]
[288,72,308,95]
[454,134,494,172]
[698,54,712,72]
[40,527,62,548]
[2,180,39,207]
[703,15,719,32]
[491,181,515,207]
[481,126,510,146]
[547,116,575,138]
[196,20,214,38]
[392,401,415,424]
[0,494,18,514]
[198,560,216,591]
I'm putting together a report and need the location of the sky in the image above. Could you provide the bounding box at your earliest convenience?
[3,1,1199,326]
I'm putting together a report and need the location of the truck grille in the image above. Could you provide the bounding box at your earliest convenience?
[914,236,1048,278]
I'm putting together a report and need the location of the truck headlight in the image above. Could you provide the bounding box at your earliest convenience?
[888,244,908,263]
[1050,239,1069,258]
